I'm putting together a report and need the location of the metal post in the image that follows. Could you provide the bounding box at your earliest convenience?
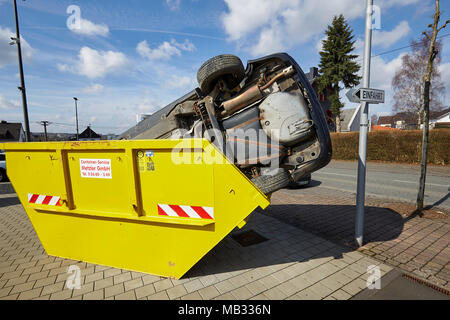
[73,97,79,141]
[12,0,31,142]
[355,0,374,247]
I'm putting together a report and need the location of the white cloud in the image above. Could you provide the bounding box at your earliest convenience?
[165,0,181,11]
[373,21,412,49]
[0,26,34,68]
[58,47,128,79]
[172,39,196,52]
[377,0,420,6]
[316,36,327,53]
[222,0,365,56]
[82,83,105,94]
[370,54,406,92]
[137,98,161,114]
[0,95,20,110]
[68,17,109,37]
[222,0,291,42]
[251,20,286,56]
[57,63,69,72]
[165,75,196,89]
[221,0,420,56]
[137,40,180,60]
[137,39,195,60]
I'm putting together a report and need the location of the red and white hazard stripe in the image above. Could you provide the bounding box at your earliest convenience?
[28,193,62,207]
[158,204,214,220]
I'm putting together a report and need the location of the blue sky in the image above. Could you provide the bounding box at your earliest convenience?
[0,0,449,134]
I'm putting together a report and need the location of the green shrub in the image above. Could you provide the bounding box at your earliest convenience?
[331,129,450,165]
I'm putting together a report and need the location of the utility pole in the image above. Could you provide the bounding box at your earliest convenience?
[39,121,50,141]
[73,97,79,141]
[10,0,31,142]
[355,0,374,247]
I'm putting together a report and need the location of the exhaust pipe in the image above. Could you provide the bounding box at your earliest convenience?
[220,66,294,117]
[221,85,263,117]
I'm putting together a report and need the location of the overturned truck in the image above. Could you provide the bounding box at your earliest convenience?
[120,53,332,195]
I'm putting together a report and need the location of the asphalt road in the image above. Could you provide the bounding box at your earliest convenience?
[313,160,450,210]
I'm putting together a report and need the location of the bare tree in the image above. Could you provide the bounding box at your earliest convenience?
[392,34,445,128]
[417,0,449,212]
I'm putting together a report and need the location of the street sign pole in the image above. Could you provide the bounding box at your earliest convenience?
[355,0,374,247]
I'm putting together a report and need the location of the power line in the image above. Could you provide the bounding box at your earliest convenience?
[2,119,128,131]
[51,122,129,129]
[356,33,450,62]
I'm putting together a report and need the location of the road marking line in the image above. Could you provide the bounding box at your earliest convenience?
[316,172,356,178]
[393,180,448,188]
[317,174,447,188]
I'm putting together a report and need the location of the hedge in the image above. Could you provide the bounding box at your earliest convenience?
[330,129,450,165]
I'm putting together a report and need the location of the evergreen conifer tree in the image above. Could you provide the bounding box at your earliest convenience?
[318,15,361,132]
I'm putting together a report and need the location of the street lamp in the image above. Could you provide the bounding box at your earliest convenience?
[10,0,31,142]
[73,97,79,141]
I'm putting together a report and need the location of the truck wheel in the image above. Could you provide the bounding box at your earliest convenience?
[251,170,291,195]
[197,54,245,94]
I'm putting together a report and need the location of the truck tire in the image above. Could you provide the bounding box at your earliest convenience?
[197,54,245,94]
[251,170,291,195]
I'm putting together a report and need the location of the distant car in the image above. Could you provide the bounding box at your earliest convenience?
[0,152,7,182]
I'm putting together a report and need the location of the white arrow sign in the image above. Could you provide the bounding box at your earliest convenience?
[346,88,385,104]
[346,88,360,103]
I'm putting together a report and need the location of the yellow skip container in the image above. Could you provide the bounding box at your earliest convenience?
[0,139,269,279]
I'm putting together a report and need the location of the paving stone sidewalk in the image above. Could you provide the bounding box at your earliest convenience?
[0,193,392,300]
[264,186,450,291]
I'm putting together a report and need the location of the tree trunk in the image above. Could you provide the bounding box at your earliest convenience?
[417,81,430,211]
[334,84,342,132]
[417,0,443,212]
[335,115,342,132]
